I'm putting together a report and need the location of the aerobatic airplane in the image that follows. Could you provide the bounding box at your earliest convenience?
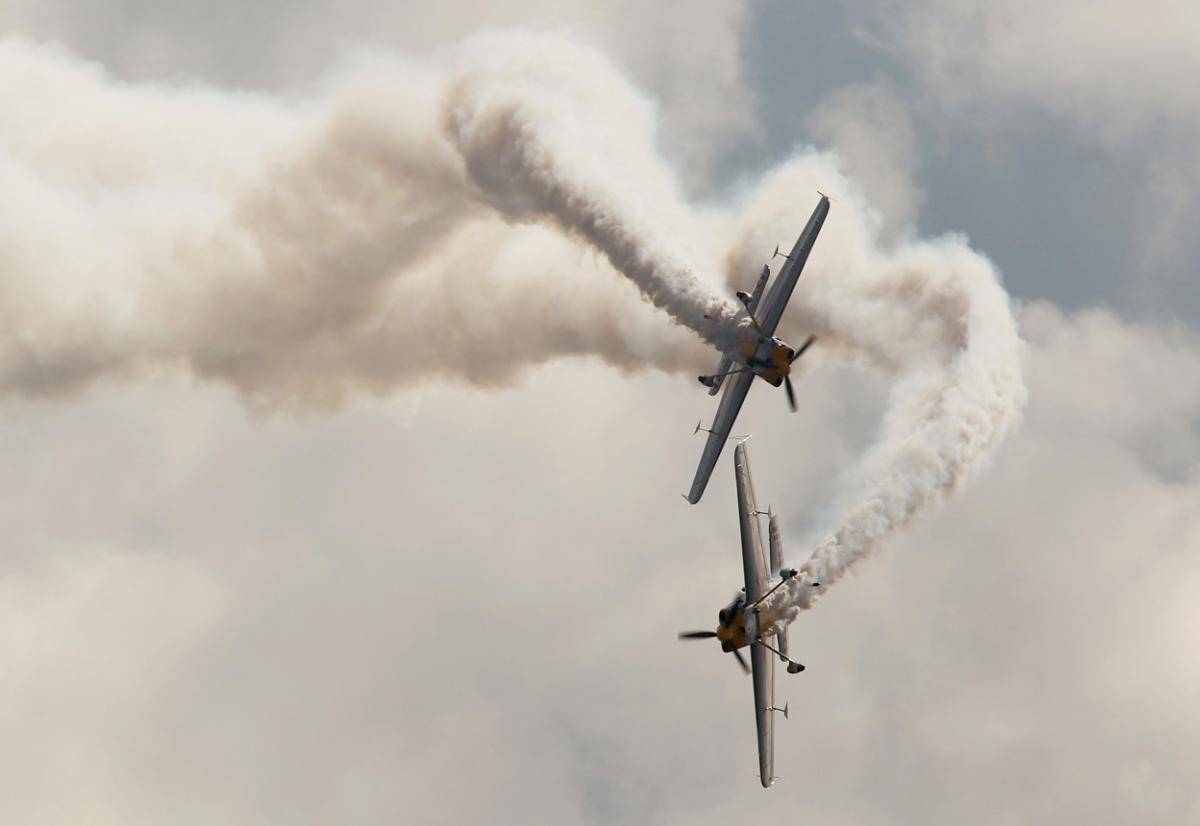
[686,194,830,504]
[677,442,819,787]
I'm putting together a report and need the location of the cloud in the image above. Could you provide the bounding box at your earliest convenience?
[877,0,1200,142]
[1,0,754,184]
[1,303,1197,824]
[0,36,709,407]
[870,0,1200,302]
[1,32,1028,652]
[3,11,1197,825]
[804,82,924,238]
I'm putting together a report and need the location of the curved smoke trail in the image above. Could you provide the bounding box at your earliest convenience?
[0,32,1025,594]
[0,35,709,406]
[714,159,1027,621]
[436,34,1026,614]
[439,34,742,350]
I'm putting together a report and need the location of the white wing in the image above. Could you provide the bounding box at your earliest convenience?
[686,369,754,504]
[756,195,829,337]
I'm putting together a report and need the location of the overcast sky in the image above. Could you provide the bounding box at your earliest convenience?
[2,3,1199,824]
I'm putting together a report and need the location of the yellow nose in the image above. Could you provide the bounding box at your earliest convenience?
[773,344,794,371]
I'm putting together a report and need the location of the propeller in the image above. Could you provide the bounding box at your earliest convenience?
[678,627,750,675]
[790,334,816,363]
[781,334,816,414]
[720,597,743,628]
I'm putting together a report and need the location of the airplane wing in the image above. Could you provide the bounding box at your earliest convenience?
[756,195,830,338]
[751,640,775,787]
[686,369,754,504]
[733,442,768,603]
[733,443,776,787]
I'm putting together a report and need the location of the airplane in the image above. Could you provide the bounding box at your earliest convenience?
[686,194,830,504]
[677,441,819,787]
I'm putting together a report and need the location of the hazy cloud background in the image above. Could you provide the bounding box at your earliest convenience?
[2,2,1198,824]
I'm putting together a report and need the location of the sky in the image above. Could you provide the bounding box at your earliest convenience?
[2,2,1199,824]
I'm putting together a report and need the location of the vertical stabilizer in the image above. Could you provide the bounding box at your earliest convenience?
[768,509,783,577]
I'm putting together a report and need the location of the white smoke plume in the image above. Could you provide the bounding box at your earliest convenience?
[729,158,1028,623]
[0,35,711,408]
[0,32,1025,600]
[440,36,742,350]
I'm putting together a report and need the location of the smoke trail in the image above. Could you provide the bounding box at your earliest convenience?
[439,33,742,350]
[730,158,1027,624]
[438,39,1030,610]
[0,32,1024,587]
[0,36,709,407]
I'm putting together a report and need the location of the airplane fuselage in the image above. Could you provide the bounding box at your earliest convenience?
[733,334,795,387]
[715,592,787,652]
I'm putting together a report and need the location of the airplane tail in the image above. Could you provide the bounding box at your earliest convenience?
[768,509,783,576]
[746,264,769,316]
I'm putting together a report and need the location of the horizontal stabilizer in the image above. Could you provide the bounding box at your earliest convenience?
[706,353,733,395]
[768,510,783,577]
[748,265,770,317]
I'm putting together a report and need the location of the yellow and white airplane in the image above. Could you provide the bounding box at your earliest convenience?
[687,194,829,504]
[678,442,819,787]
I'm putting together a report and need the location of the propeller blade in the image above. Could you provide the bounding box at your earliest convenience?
[784,375,797,412]
[678,631,718,639]
[790,334,816,363]
[720,601,739,628]
[731,648,750,674]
